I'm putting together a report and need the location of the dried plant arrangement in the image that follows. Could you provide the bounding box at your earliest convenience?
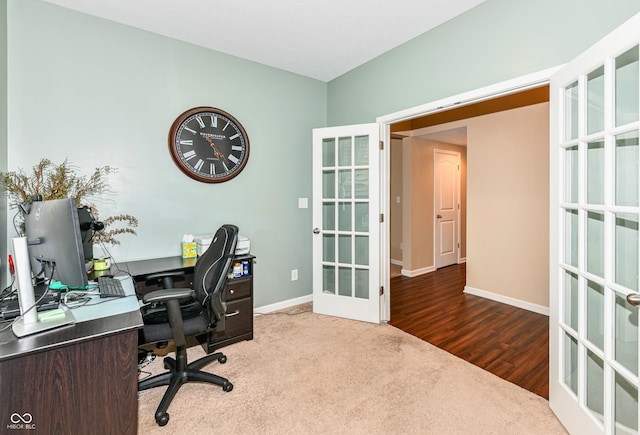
[1,158,138,245]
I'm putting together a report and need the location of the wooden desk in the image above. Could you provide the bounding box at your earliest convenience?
[113,255,254,353]
[0,277,142,434]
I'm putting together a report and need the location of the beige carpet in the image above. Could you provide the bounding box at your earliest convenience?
[138,305,567,434]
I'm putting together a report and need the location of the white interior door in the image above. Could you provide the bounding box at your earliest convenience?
[550,12,640,434]
[312,123,381,323]
[434,149,460,269]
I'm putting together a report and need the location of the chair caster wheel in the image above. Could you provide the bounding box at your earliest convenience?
[156,413,169,426]
[223,382,233,392]
[218,355,227,364]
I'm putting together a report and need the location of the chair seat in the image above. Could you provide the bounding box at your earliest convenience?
[141,299,203,324]
[142,313,209,343]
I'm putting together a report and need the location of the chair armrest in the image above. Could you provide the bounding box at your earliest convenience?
[143,288,194,304]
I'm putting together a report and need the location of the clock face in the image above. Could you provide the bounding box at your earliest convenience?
[168,107,250,183]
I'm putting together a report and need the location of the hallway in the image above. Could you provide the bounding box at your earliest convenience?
[390,263,549,399]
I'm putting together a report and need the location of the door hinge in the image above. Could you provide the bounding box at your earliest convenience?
[380,140,384,150]
[380,213,384,223]
[380,286,384,296]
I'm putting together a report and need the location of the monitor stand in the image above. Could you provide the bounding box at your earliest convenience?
[12,308,75,338]
[10,237,75,338]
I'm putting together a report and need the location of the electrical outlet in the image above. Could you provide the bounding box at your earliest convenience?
[291,269,298,281]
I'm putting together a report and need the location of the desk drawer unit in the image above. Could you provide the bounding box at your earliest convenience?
[201,256,254,353]
[209,298,252,343]
[226,277,251,300]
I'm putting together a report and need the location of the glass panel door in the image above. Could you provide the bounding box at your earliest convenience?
[312,124,380,323]
[551,21,640,433]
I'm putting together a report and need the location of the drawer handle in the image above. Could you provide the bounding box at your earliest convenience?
[229,289,235,295]
[225,310,240,317]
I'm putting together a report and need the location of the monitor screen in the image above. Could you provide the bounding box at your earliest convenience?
[24,198,89,288]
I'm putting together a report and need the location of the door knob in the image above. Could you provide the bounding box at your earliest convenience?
[313,228,320,234]
[436,214,442,219]
[627,293,640,307]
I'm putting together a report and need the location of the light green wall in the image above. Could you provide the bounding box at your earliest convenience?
[0,0,7,286]
[6,0,327,307]
[327,0,640,125]
[6,0,640,309]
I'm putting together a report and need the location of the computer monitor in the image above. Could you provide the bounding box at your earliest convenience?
[24,198,89,288]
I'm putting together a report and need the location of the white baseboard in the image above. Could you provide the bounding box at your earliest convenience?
[401,265,436,277]
[254,294,313,315]
[402,260,467,277]
[390,258,403,266]
[463,285,549,316]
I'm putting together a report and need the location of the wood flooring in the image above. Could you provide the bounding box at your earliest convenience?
[389,263,549,399]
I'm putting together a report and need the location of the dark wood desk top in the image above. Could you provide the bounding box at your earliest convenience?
[0,309,142,362]
[110,254,255,280]
[115,256,198,278]
[0,278,143,362]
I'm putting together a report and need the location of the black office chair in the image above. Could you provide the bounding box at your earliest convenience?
[138,224,239,426]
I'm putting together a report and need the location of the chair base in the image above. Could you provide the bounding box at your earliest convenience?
[139,351,233,426]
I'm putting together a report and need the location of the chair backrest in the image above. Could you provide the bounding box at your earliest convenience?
[192,224,239,327]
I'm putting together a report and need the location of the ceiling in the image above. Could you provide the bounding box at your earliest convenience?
[41,0,486,82]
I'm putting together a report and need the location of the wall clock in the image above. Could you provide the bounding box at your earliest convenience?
[168,106,250,183]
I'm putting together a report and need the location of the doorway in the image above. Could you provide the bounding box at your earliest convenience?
[386,83,551,315]
[385,84,552,399]
[389,130,467,277]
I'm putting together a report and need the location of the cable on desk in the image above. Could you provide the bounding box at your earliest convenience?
[0,273,55,332]
[0,275,16,300]
[94,240,132,278]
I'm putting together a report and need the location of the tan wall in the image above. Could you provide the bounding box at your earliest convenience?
[390,138,403,262]
[466,103,549,307]
[399,102,550,307]
[399,138,467,273]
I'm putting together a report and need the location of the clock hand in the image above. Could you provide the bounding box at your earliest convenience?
[205,136,229,164]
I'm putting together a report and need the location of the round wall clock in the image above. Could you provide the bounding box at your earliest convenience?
[168,106,250,183]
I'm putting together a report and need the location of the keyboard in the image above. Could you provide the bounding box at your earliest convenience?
[98,277,126,298]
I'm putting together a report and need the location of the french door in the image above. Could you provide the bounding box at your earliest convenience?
[312,124,381,323]
[550,12,640,434]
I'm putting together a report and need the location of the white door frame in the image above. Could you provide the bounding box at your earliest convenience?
[376,65,561,322]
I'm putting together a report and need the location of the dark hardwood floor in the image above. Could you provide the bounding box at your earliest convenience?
[390,263,549,399]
